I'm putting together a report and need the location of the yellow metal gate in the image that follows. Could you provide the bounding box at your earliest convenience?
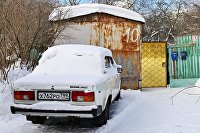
[142,42,167,88]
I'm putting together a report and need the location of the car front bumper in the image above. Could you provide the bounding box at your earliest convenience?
[10,105,102,118]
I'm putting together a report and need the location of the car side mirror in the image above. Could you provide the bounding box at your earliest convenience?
[116,65,122,74]
[117,67,122,74]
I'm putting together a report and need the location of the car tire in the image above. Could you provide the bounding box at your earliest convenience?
[115,90,121,101]
[26,116,46,124]
[92,100,110,127]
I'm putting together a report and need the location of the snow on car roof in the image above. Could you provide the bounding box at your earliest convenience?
[40,44,112,61]
[49,4,145,23]
[33,44,112,75]
[14,44,116,87]
[38,44,112,66]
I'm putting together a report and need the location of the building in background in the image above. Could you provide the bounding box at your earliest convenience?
[49,4,145,89]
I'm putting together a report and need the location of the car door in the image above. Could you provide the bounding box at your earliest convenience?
[110,57,121,95]
[105,56,119,99]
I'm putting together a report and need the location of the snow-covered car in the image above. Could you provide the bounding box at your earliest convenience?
[10,44,122,126]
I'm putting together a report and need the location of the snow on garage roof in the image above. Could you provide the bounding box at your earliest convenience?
[49,4,145,23]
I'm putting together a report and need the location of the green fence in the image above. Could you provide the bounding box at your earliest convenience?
[168,35,200,87]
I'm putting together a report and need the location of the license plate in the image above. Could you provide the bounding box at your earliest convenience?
[37,91,70,101]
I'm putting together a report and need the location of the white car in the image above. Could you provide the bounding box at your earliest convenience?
[11,44,121,126]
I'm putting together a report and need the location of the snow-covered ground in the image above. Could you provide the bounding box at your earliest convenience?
[1,65,200,133]
[98,88,200,133]
[1,85,200,133]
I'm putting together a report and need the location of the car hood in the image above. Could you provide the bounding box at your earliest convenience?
[14,73,109,87]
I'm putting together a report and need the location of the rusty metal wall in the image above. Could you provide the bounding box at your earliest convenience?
[54,13,143,89]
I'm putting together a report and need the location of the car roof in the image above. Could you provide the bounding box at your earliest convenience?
[47,44,112,57]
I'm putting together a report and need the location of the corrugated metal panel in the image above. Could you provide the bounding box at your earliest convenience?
[54,13,143,89]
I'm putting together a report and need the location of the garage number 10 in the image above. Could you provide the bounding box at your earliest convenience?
[123,25,141,43]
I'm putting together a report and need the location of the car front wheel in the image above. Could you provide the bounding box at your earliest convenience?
[115,90,121,101]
